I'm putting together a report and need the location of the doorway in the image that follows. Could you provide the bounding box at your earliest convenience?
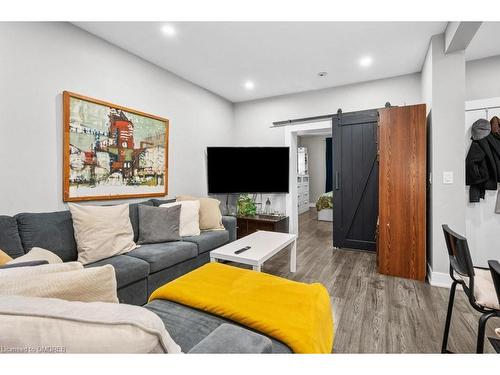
[296,130,333,245]
[284,109,379,252]
[284,120,332,240]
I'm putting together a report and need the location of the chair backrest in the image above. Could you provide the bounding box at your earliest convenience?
[442,225,475,278]
[488,260,500,305]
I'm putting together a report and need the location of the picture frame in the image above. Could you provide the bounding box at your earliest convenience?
[63,91,169,202]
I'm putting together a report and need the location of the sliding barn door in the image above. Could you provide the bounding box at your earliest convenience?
[332,109,379,251]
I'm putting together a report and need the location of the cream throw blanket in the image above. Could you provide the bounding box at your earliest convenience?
[0,295,181,353]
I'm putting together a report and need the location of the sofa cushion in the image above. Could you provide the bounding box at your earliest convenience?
[126,242,197,273]
[15,211,77,262]
[145,299,291,353]
[188,323,273,353]
[85,255,150,289]
[137,205,181,245]
[149,198,176,207]
[183,230,229,255]
[0,216,25,258]
[176,196,224,231]
[161,201,200,237]
[68,203,137,265]
[129,201,154,242]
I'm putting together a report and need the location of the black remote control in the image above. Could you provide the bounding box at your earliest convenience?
[234,246,251,254]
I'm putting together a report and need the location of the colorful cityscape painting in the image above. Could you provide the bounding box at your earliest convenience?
[63,92,168,201]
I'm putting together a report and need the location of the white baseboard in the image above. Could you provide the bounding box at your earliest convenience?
[309,202,315,208]
[427,264,452,288]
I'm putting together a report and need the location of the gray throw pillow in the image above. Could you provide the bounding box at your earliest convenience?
[137,205,181,244]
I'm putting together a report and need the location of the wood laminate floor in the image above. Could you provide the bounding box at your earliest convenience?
[261,208,499,353]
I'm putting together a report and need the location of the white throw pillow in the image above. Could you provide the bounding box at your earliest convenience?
[8,247,62,265]
[0,295,181,353]
[161,201,201,237]
[0,262,82,278]
[68,203,136,265]
[0,264,118,303]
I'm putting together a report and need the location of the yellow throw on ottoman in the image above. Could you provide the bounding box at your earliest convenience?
[149,263,334,353]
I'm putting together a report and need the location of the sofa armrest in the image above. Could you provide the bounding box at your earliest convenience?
[222,216,237,242]
[188,324,272,354]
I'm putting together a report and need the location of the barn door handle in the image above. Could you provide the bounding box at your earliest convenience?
[335,172,340,190]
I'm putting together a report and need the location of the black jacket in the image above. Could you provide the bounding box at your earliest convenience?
[466,134,500,202]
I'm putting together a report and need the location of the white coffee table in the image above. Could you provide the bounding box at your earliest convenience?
[210,230,297,272]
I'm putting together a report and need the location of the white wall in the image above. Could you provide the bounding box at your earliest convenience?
[233,73,423,146]
[233,72,422,234]
[298,135,330,203]
[0,22,234,215]
[466,55,500,101]
[422,34,467,285]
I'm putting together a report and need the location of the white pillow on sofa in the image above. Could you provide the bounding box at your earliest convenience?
[8,247,62,265]
[68,203,137,265]
[0,264,118,303]
[0,261,82,278]
[0,295,181,353]
[161,200,201,237]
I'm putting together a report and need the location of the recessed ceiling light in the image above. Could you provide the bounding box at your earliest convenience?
[244,81,255,90]
[317,72,328,77]
[359,56,373,67]
[161,24,176,37]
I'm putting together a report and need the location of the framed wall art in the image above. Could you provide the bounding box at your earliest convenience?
[63,91,169,201]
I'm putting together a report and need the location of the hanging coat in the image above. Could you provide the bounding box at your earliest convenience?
[466,134,500,202]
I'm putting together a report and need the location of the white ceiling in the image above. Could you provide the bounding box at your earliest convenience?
[74,22,449,102]
[466,22,500,61]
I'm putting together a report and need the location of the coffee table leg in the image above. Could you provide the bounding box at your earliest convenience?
[252,264,261,272]
[210,257,217,263]
[290,240,297,273]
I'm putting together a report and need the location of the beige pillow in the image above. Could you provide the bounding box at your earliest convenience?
[8,247,62,265]
[176,195,224,231]
[0,249,13,265]
[161,201,201,237]
[0,264,118,303]
[0,262,83,278]
[0,295,181,353]
[68,203,136,265]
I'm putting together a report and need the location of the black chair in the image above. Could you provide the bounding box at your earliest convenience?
[441,225,500,353]
[488,260,500,353]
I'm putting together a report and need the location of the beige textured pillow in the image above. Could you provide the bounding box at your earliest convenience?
[176,195,224,231]
[0,262,83,278]
[0,295,181,353]
[8,247,62,265]
[68,203,136,265]
[0,249,13,265]
[0,264,118,303]
[161,201,201,237]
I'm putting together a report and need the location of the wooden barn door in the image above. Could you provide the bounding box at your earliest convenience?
[332,109,379,251]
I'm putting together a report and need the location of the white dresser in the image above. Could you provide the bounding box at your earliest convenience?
[297,174,310,214]
[297,147,310,214]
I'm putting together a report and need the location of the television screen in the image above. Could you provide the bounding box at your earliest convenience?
[207,147,289,193]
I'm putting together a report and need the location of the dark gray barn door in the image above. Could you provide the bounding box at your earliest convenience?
[332,109,379,251]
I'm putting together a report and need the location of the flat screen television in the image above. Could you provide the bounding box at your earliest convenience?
[207,147,289,194]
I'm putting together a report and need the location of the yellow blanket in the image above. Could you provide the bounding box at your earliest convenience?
[149,263,334,353]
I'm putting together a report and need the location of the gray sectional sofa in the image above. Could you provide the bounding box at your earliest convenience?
[0,199,293,353]
[0,199,237,306]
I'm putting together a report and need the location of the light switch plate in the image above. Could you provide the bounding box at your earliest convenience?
[443,171,454,184]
